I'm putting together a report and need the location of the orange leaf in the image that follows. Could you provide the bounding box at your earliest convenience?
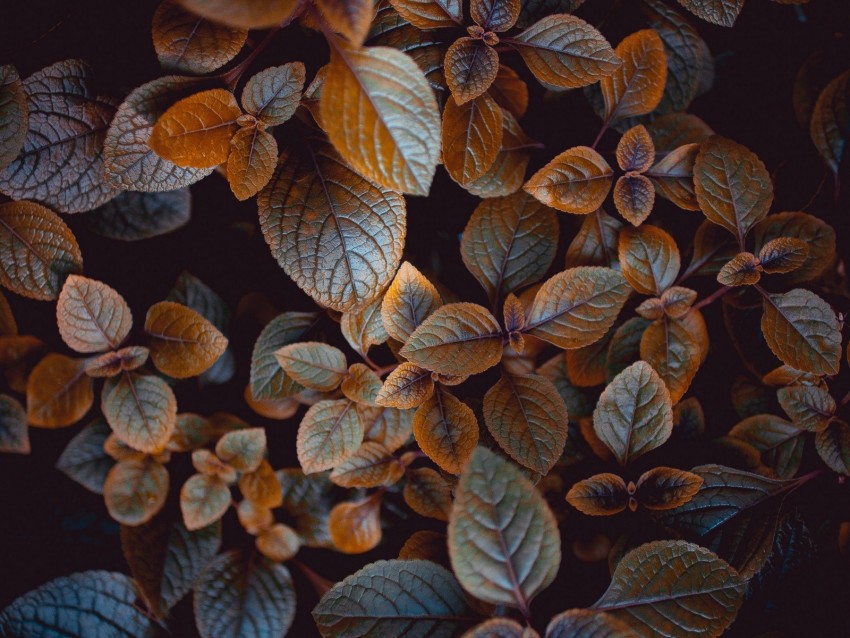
[226,126,277,201]
[616,125,655,172]
[381,261,442,344]
[613,174,655,226]
[717,252,761,287]
[145,301,228,378]
[389,0,463,29]
[26,353,93,428]
[328,493,383,554]
[175,0,300,29]
[600,29,667,123]
[315,0,374,47]
[413,386,479,474]
[470,0,520,32]
[442,93,503,185]
[565,473,629,515]
[488,65,528,117]
[376,362,434,409]
[104,459,169,526]
[57,275,132,354]
[524,146,613,214]
[445,38,500,105]
[619,225,680,295]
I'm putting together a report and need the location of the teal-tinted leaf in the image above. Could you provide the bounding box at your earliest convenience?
[815,419,850,475]
[0,393,28,454]
[729,415,804,479]
[87,189,191,241]
[777,385,835,432]
[297,399,365,473]
[55,418,114,493]
[675,0,743,27]
[537,353,593,419]
[809,69,849,174]
[277,469,334,548]
[250,312,318,401]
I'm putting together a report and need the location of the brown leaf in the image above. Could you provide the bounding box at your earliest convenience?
[675,0,744,27]
[617,125,655,172]
[381,261,442,343]
[239,459,283,508]
[613,174,655,226]
[810,70,850,175]
[0,394,29,454]
[316,0,374,47]
[376,362,434,409]
[815,420,850,476]
[757,237,809,275]
[256,523,301,562]
[341,363,383,406]
[403,467,453,521]
[241,63,306,126]
[328,493,383,553]
[619,225,680,295]
[640,315,701,404]
[717,252,761,287]
[635,466,703,510]
[180,473,230,531]
[149,89,241,169]
[104,459,169,526]
[152,0,247,74]
[566,326,613,386]
[0,65,27,171]
[464,110,536,198]
[226,126,278,201]
[102,372,177,453]
[445,38,499,105]
[778,385,835,432]
[26,354,93,428]
[524,146,613,214]
[442,93,503,184]
[660,286,697,318]
[57,275,132,354]
[297,399,364,473]
[275,342,347,392]
[389,0,463,29]
[646,142,700,211]
[566,209,622,268]
[599,30,667,123]
[0,201,83,301]
[216,428,266,472]
[175,0,300,29]
[413,385,479,474]
[489,65,528,117]
[753,212,835,284]
[509,14,620,89]
[471,0,520,31]
[145,301,228,378]
[565,473,629,515]
[330,441,404,488]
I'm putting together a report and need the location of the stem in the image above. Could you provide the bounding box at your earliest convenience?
[839,389,850,407]
[291,559,334,598]
[375,363,399,377]
[221,26,282,89]
[693,285,732,310]
[591,118,610,150]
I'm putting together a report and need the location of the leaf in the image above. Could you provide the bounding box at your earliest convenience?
[258,139,406,312]
[331,441,404,487]
[646,143,700,211]
[777,385,835,432]
[194,550,296,638]
[591,540,745,638]
[524,146,613,214]
[413,386,479,474]
[180,473,231,531]
[716,252,760,286]
[619,225,680,295]
[0,393,28,454]
[442,93,503,184]
[0,65,27,171]
[810,70,850,175]
[389,0,463,28]
[256,523,301,562]
[26,353,93,428]
[483,373,569,475]
[471,0,520,31]
[489,65,528,117]
[566,473,629,515]
[316,0,375,47]
[382,261,442,343]
[275,342,348,392]
[0,571,158,638]
[342,363,383,406]
[0,60,119,213]
[617,125,655,172]
[102,372,177,453]
[149,88,241,169]
[639,316,701,404]
[694,136,773,246]
[599,30,667,123]
[342,296,389,356]
[524,267,631,349]
[649,112,713,156]
[329,493,384,553]
[145,300,228,378]
[362,405,412,451]
[322,43,441,195]
[403,467,453,521]
[0,200,83,300]
[464,110,536,198]
[546,610,638,638]
[675,0,743,27]
[225,125,277,201]
[761,288,841,375]
[152,0,247,74]
[613,175,655,226]
[241,63,306,126]
[176,0,300,28]
[445,38,500,105]
[566,325,612,386]
[277,469,334,547]
[56,419,113,493]
[815,420,850,475]
[449,446,561,609]
[88,189,191,241]
[104,75,214,190]
[55,275,132,354]
[216,427,266,472]
[566,209,622,268]
[250,311,317,400]
[461,192,558,305]
[757,237,808,274]
[752,211,835,284]
[593,361,673,466]
[729,414,804,479]
[239,459,283,508]
[313,559,474,638]
[509,14,620,89]
[401,303,502,375]
[635,467,703,510]
[377,362,434,409]
[120,515,221,617]
[104,459,169,526]
[297,399,364,473]
[464,618,536,638]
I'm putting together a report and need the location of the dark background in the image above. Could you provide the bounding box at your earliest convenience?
[1,0,850,636]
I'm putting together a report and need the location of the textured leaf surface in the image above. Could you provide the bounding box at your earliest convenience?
[815,420,850,475]
[382,262,441,343]
[27,353,93,428]
[0,201,83,300]
[226,125,277,201]
[0,60,119,213]
[810,70,850,174]
[510,14,620,89]
[0,571,157,638]
[297,399,364,473]
[619,225,680,295]
[102,372,177,453]
[525,267,631,349]
[377,363,434,409]
[0,393,28,454]
[330,441,403,488]
[275,342,348,392]
[313,559,473,638]
[258,140,405,312]
[56,419,113,493]
[442,93,503,184]
[524,146,613,214]
[242,63,305,125]
[593,361,673,466]
[449,447,561,609]
[636,467,703,510]
[778,385,835,432]
[0,65,27,171]
[599,30,667,123]
[483,373,568,474]
[546,610,638,638]
[676,0,743,27]
[471,0,520,31]
[729,415,804,479]
[145,301,228,378]
[413,386,479,474]
[566,473,629,515]
[401,303,502,376]
[322,44,441,195]
[592,540,745,638]
[87,189,191,241]
[57,276,132,354]
[445,38,499,105]
[646,143,700,211]
[566,209,621,268]
[194,550,296,638]
[752,211,835,284]
[461,192,558,304]
[639,315,701,404]
[342,296,389,356]
[464,110,535,198]
[250,311,317,400]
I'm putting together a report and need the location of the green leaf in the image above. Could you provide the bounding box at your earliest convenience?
[313,559,474,638]
[592,540,745,638]
[448,447,561,610]
[0,571,158,638]
[694,136,773,246]
[250,311,317,400]
[102,372,177,453]
[524,267,631,349]
[761,288,841,376]
[297,399,364,473]
[483,373,568,475]
[275,342,348,392]
[194,550,296,638]
[257,139,406,312]
[322,44,441,195]
[461,192,558,305]
[593,361,673,466]
[400,303,503,376]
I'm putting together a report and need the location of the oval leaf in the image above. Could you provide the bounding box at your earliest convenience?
[145,300,228,378]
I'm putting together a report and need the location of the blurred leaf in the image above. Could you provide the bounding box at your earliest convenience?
[27,353,93,428]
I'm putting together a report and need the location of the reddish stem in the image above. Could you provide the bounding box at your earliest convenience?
[693,285,732,310]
